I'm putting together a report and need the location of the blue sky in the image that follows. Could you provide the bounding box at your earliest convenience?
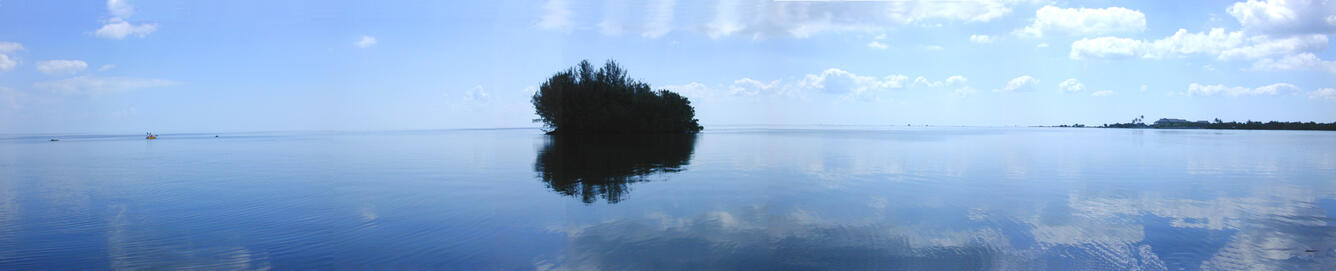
[1,0,1334,133]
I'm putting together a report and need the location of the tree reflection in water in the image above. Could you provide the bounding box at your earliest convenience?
[534,134,698,204]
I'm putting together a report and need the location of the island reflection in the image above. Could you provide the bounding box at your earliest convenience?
[534,134,698,204]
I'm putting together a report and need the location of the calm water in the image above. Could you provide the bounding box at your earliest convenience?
[1,127,1333,270]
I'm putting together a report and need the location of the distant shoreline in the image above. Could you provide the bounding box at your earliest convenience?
[1045,117,1336,131]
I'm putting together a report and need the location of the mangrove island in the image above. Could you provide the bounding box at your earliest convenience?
[531,60,703,134]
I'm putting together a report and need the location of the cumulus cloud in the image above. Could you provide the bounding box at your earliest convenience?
[1018,6,1147,37]
[33,76,178,95]
[94,17,157,39]
[36,60,89,75]
[0,55,15,72]
[547,0,1030,39]
[355,36,377,48]
[1249,52,1336,74]
[969,34,994,43]
[1226,0,1336,36]
[1069,28,1326,60]
[796,68,908,96]
[1186,82,1299,96]
[1091,90,1114,96]
[866,41,888,49]
[997,75,1038,92]
[729,78,780,96]
[94,0,156,40]
[0,42,22,72]
[911,76,968,88]
[1308,88,1336,101]
[1058,78,1085,93]
[1070,1,1336,69]
[464,85,489,102]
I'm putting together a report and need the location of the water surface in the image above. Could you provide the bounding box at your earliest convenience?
[1,127,1333,270]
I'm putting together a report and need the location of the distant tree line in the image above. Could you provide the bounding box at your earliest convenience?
[532,60,703,134]
[1091,116,1336,131]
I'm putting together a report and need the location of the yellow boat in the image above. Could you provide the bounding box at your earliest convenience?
[146,132,157,140]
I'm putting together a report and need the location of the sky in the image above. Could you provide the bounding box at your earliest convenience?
[0,0,1334,133]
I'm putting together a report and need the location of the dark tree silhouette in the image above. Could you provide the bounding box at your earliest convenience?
[532,60,703,134]
[534,134,698,204]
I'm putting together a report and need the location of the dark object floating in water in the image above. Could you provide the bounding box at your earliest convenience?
[49,139,59,142]
[1306,249,1318,252]
[215,135,219,137]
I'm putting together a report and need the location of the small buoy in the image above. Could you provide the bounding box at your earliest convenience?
[49,139,59,142]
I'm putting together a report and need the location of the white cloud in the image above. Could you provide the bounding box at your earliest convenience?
[1036,43,1049,48]
[95,0,156,40]
[538,0,574,32]
[99,64,116,71]
[1186,82,1298,96]
[0,42,22,72]
[1226,0,1336,36]
[94,18,158,39]
[969,34,994,43]
[912,76,968,88]
[867,41,888,49]
[997,75,1038,92]
[797,68,908,96]
[0,55,15,72]
[1250,53,1336,74]
[36,60,88,75]
[33,76,178,95]
[1058,78,1085,93]
[1018,6,1146,37]
[355,36,377,48]
[1091,90,1114,96]
[1069,28,1326,61]
[1140,84,1148,92]
[0,42,22,53]
[465,85,489,102]
[945,75,968,86]
[1217,34,1328,60]
[1069,36,1142,59]
[912,76,941,87]
[107,0,134,18]
[1308,88,1336,101]
[729,78,780,96]
[923,45,944,51]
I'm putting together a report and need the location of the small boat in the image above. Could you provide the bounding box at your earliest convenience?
[49,138,59,142]
[146,132,157,140]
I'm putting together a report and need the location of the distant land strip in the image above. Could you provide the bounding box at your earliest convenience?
[1046,117,1336,131]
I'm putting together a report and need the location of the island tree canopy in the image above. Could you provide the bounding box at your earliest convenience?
[532,60,703,134]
